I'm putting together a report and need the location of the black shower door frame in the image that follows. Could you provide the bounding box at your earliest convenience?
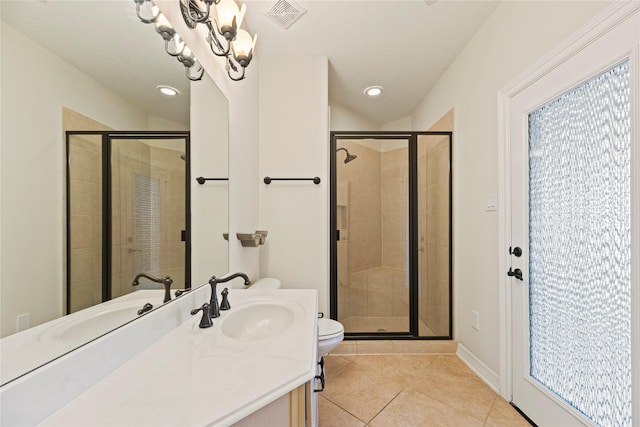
[329,131,453,340]
[65,131,191,315]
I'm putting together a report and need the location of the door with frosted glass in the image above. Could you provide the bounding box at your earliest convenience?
[509,12,637,426]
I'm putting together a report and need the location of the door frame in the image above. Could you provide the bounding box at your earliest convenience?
[497,0,640,416]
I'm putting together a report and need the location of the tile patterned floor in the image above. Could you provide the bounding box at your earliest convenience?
[318,354,532,427]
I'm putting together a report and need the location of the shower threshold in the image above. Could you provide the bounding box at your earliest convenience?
[341,316,435,336]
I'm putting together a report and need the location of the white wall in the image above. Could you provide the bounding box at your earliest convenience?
[330,101,379,132]
[381,116,412,131]
[148,115,189,132]
[0,23,156,337]
[410,1,610,378]
[156,1,261,284]
[258,56,329,313]
[190,75,230,286]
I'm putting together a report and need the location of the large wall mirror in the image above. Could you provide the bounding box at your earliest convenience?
[0,1,229,385]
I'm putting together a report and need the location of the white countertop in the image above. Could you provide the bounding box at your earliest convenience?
[0,290,168,386]
[39,289,319,427]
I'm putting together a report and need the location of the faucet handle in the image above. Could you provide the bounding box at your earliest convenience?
[175,289,191,297]
[191,303,213,328]
[220,288,230,310]
[137,303,154,315]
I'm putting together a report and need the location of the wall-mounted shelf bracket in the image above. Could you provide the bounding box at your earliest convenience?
[236,231,269,247]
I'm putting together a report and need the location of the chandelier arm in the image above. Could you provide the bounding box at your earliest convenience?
[136,3,159,24]
[180,0,211,28]
[188,0,212,23]
[226,57,246,81]
[165,38,185,57]
[186,65,205,81]
[207,22,231,57]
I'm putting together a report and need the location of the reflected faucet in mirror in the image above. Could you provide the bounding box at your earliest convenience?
[131,273,174,303]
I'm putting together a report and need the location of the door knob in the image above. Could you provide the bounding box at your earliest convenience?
[509,246,522,257]
[507,268,523,281]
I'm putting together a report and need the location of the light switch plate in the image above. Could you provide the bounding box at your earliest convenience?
[486,194,497,211]
[471,311,479,331]
[17,313,30,332]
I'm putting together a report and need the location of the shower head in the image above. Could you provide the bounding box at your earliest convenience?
[180,154,186,161]
[337,147,357,164]
[344,153,357,163]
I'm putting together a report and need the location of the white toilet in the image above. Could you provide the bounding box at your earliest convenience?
[317,317,344,356]
[313,317,344,427]
[247,277,282,289]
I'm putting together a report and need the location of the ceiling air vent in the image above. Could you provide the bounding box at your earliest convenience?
[264,0,307,30]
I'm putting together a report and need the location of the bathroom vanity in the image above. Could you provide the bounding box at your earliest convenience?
[0,288,318,426]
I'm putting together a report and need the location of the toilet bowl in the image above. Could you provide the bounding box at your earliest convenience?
[249,277,282,289]
[318,318,344,356]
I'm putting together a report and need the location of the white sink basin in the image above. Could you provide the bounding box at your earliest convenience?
[39,299,156,344]
[220,300,304,340]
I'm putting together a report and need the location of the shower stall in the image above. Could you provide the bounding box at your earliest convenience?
[330,132,452,339]
[65,131,190,314]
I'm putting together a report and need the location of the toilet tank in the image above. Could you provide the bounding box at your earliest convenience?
[249,277,282,289]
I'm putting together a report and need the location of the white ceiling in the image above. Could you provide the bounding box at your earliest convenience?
[1,0,500,127]
[244,0,500,125]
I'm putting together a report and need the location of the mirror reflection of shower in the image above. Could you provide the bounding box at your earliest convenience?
[337,147,357,163]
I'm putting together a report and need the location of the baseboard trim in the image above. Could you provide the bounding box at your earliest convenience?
[457,343,501,394]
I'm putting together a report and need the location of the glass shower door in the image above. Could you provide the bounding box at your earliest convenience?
[110,136,188,299]
[335,137,411,334]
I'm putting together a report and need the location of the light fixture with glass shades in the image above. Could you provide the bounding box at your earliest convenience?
[133,0,204,81]
[179,0,257,81]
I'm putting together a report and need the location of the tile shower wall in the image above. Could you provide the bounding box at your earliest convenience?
[381,147,408,271]
[65,108,111,314]
[418,135,450,336]
[68,136,103,313]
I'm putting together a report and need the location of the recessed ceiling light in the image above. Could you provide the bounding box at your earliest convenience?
[157,85,180,96]
[364,86,383,97]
